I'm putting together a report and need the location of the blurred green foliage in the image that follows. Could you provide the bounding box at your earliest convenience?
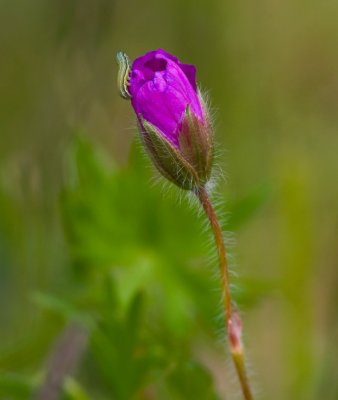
[1,0,338,399]
[1,136,269,399]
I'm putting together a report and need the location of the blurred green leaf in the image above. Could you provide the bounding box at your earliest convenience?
[60,136,217,335]
[166,361,219,400]
[63,377,91,400]
[32,291,78,319]
[0,374,35,398]
[90,291,157,400]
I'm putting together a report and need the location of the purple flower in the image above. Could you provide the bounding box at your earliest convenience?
[117,49,213,190]
[129,49,204,148]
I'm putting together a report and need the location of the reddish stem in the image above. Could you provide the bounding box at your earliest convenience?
[197,186,232,322]
[197,186,254,400]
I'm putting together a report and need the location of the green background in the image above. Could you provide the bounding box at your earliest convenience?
[0,0,337,399]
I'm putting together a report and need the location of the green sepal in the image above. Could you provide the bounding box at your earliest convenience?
[139,117,200,190]
[178,101,213,185]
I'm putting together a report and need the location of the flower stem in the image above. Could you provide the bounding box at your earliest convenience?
[196,186,254,400]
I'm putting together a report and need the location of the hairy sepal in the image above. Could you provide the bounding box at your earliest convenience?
[178,101,213,185]
[139,117,200,190]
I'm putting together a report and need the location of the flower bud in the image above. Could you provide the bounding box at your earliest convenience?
[121,49,213,190]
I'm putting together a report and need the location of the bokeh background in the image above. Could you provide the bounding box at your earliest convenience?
[1,1,337,399]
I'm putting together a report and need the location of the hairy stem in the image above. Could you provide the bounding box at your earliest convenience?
[196,186,254,400]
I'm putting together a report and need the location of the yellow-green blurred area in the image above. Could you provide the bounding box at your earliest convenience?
[1,0,337,399]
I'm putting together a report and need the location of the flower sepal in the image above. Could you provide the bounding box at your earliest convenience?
[139,117,200,190]
[178,100,213,186]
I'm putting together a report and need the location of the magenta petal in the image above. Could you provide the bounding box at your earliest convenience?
[129,49,204,149]
[179,64,197,92]
[134,81,187,147]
